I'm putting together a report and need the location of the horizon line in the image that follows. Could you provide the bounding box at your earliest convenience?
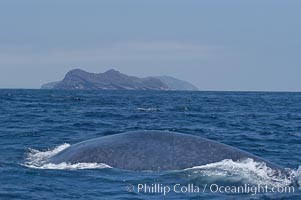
[0,88,301,93]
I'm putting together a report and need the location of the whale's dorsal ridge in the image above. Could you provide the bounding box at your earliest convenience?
[49,130,285,172]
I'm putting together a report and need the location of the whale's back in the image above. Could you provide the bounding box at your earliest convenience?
[49,131,284,171]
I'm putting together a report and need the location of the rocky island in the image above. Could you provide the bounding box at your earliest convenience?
[41,69,198,91]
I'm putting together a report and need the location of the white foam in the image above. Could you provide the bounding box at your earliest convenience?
[185,158,295,188]
[24,143,111,170]
[292,165,301,190]
[137,107,160,112]
[26,162,111,170]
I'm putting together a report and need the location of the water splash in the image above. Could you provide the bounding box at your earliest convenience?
[24,144,111,170]
[292,166,301,190]
[185,159,297,188]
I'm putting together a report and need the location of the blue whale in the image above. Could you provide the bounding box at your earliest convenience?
[49,130,285,172]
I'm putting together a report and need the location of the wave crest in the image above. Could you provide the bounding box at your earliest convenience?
[137,107,160,112]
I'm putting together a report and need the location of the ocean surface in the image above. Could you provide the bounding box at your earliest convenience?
[0,89,300,200]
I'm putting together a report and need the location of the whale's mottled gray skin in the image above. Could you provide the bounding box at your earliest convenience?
[49,131,285,172]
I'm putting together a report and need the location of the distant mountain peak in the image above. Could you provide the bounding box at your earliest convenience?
[41,68,198,91]
[104,69,120,74]
[64,68,89,79]
[67,68,87,74]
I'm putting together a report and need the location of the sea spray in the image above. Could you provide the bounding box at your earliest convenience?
[24,144,111,170]
[185,158,294,188]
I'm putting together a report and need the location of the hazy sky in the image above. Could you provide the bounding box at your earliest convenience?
[0,0,300,91]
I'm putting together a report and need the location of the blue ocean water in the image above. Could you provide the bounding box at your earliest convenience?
[0,89,300,200]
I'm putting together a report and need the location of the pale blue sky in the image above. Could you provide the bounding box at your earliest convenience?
[0,0,300,91]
